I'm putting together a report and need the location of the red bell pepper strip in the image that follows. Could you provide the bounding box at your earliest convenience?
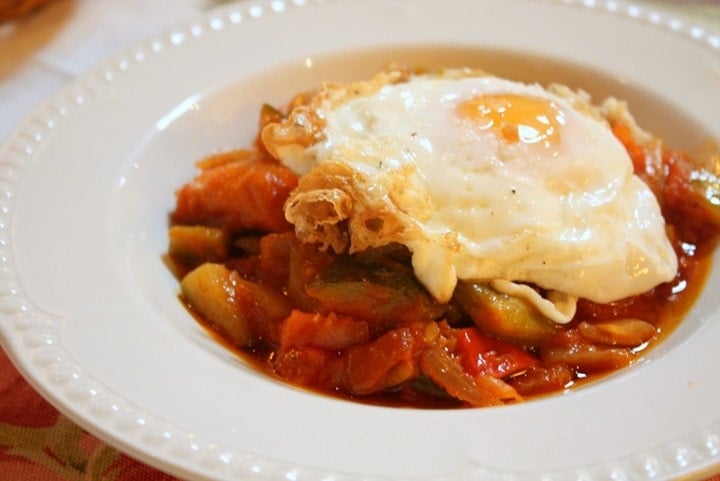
[454,328,537,378]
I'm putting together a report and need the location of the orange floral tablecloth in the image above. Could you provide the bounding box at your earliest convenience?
[2,1,720,480]
[0,347,178,481]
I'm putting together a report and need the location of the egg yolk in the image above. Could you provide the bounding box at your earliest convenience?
[457,94,566,145]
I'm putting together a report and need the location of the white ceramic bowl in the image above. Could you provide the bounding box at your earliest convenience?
[1,1,719,480]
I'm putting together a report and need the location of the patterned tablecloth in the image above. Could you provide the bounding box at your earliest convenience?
[0,1,719,480]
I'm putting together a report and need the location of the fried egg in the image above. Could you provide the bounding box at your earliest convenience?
[264,69,678,323]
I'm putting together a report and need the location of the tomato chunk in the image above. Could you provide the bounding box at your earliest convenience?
[172,157,298,234]
[279,310,370,351]
[342,327,423,395]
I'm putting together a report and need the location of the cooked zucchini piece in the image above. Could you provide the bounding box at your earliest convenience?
[453,281,558,345]
[168,225,228,264]
[690,168,720,225]
[306,254,447,332]
[181,263,292,346]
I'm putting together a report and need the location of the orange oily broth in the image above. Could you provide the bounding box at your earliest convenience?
[168,85,720,409]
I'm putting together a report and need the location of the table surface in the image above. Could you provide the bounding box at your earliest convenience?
[1,0,720,480]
